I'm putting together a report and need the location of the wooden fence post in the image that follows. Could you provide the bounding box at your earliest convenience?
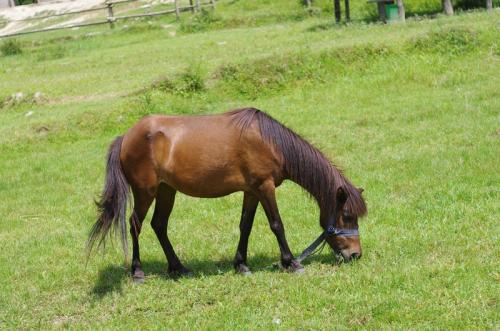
[305,0,312,7]
[377,2,386,23]
[175,0,180,20]
[106,1,115,29]
[189,0,194,12]
[210,0,216,9]
[334,0,341,22]
[344,0,350,21]
[195,0,200,12]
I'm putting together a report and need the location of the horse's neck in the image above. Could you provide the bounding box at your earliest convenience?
[318,206,335,228]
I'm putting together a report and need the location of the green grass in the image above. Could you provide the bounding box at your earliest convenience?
[0,2,498,329]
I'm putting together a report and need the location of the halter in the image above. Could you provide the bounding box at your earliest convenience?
[296,216,359,263]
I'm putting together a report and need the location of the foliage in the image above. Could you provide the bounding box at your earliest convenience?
[17,0,37,5]
[179,8,223,33]
[151,65,206,95]
[455,0,500,9]
[0,39,22,56]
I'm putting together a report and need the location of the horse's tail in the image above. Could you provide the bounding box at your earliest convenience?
[87,136,130,262]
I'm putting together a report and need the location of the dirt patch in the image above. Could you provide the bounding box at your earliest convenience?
[0,0,105,35]
[0,0,173,35]
[0,0,105,21]
[48,92,124,105]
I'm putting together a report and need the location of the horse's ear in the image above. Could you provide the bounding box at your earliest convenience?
[336,186,348,206]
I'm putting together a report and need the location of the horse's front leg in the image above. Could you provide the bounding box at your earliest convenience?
[234,192,259,275]
[255,180,304,273]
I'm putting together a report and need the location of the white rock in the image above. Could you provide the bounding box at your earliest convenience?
[14,92,24,101]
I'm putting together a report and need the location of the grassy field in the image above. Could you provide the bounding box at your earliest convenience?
[0,1,499,329]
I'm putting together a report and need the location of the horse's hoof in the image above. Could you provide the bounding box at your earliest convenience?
[133,276,145,284]
[289,260,305,274]
[236,264,252,276]
[132,270,145,284]
[169,267,193,278]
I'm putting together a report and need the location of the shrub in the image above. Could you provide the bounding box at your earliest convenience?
[177,67,205,94]
[179,8,222,33]
[455,0,500,9]
[151,65,206,95]
[1,39,22,56]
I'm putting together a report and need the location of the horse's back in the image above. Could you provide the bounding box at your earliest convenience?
[120,113,283,197]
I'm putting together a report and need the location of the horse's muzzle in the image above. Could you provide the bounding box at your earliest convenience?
[340,249,362,262]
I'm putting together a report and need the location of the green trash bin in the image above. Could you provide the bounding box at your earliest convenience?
[385,4,400,22]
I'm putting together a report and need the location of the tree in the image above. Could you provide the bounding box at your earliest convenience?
[396,0,405,22]
[486,0,493,11]
[442,0,454,15]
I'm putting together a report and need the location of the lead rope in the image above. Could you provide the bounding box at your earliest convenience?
[295,230,329,263]
[271,240,326,270]
[300,238,327,261]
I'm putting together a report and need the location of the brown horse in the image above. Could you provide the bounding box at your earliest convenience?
[88,108,367,281]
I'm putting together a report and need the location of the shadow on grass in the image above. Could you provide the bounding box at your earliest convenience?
[90,265,128,298]
[90,252,338,299]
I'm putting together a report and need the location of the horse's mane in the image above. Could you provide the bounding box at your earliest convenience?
[228,108,367,218]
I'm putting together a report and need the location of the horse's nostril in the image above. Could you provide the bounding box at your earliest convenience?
[350,252,361,260]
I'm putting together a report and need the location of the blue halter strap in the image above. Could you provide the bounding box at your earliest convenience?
[296,224,358,263]
[326,225,359,237]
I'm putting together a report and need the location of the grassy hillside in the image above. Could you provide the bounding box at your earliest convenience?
[0,2,498,329]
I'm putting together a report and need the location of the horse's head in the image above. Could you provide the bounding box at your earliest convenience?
[324,187,365,262]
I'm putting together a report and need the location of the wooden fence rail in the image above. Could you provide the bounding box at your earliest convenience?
[0,0,216,38]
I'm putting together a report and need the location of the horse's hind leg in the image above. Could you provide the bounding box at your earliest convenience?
[130,188,154,283]
[234,192,259,275]
[151,184,191,277]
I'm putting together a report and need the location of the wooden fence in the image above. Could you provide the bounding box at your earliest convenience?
[0,0,215,38]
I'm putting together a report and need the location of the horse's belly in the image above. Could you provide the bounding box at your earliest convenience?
[160,165,248,198]
[175,186,241,198]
